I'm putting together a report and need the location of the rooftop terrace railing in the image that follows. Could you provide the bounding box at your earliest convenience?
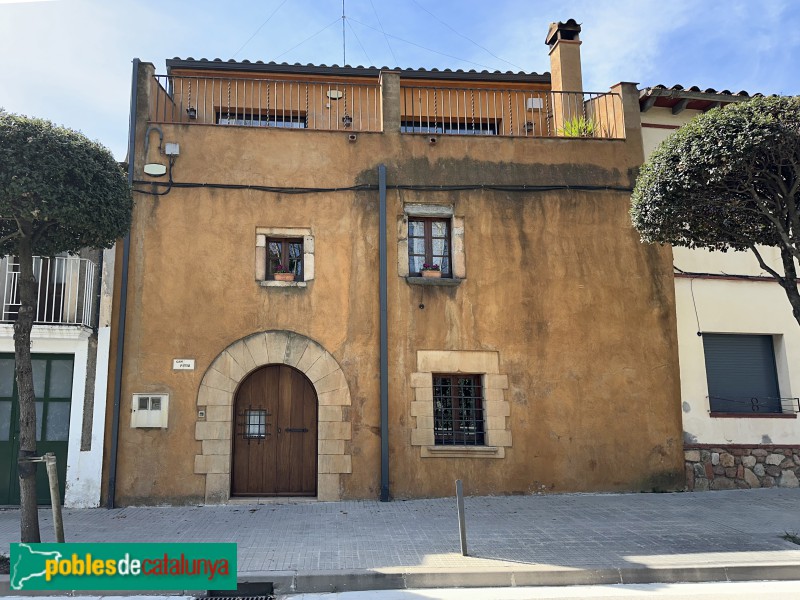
[150,74,624,139]
[151,75,381,132]
[399,86,624,139]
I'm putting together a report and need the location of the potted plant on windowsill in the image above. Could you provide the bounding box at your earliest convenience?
[420,263,441,278]
[273,264,295,282]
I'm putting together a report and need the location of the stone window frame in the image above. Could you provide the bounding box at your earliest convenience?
[398,204,465,281]
[410,350,510,459]
[255,227,314,288]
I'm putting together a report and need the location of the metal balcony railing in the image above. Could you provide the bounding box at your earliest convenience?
[399,86,624,139]
[151,74,381,132]
[708,396,800,414]
[149,74,625,140]
[1,256,96,327]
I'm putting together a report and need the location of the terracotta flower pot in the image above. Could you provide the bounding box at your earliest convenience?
[274,272,296,282]
[421,270,441,278]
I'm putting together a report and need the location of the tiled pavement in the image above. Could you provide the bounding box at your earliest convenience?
[1,489,800,591]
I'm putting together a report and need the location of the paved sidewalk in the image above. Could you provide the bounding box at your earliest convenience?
[1,489,800,594]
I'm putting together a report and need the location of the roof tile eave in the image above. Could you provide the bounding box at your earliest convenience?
[164,57,552,84]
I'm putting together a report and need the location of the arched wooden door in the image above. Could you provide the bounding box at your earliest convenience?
[231,365,317,496]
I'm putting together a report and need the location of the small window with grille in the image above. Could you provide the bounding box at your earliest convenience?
[266,237,303,280]
[433,374,484,445]
[244,409,267,439]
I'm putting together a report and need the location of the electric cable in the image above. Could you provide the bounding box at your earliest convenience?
[232,0,291,59]
[272,18,342,62]
[369,0,398,66]
[347,17,495,70]
[407,0,525,71]
[131,180,634,196]
[346,19,373,66]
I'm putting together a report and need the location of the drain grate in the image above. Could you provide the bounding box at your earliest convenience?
[199,581,275,600]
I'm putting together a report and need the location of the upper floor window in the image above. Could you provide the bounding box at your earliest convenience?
[703,334,783,415]
[217,112,306,128]
[408,217,451,277]
[401,120,496,135]
[255,228,313,287]
[433,374,485,446]
[267,238,303,280]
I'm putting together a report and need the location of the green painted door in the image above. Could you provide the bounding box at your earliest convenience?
[0,353,73,505]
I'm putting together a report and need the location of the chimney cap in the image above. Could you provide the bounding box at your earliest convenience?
[545,19,582,46]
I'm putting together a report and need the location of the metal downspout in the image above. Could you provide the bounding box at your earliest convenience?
[107,58,139,509]
[379,164,390,502]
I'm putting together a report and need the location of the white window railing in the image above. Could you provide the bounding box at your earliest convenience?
[1,256,96,327]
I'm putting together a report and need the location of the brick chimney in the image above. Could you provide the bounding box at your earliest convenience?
[546,19,583,93]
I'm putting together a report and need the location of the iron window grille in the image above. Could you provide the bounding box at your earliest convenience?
[243,409,267,439]
[408,217,451,277]
[216,111,307,128]
[401,120,497,135]
[433,374,485,445]
[266,237,303,280]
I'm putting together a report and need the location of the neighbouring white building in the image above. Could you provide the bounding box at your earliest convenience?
[0,247,116,507]
[639,85,800,490]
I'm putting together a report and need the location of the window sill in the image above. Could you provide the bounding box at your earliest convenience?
[421,445,503,459]
[405,276,463,287]
[259,280,308,288]
[709,412,797,419]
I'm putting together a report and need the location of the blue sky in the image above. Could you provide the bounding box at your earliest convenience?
[1,0,799,158]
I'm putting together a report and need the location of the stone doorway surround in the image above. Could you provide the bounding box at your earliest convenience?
[194,331,352,502]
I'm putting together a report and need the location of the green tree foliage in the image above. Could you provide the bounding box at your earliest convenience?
[0,113,132,541]
[631,96,800,325]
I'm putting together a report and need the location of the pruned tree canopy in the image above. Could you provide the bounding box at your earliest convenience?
[0,112,131,543]
[631,95,800,325]
[0,113,132,254]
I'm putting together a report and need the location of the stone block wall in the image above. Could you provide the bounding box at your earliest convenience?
[684,444,800,491]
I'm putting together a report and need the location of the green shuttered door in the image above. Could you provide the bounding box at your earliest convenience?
[0,353,73,505]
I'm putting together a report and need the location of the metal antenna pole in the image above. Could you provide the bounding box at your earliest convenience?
[342,0,346,65]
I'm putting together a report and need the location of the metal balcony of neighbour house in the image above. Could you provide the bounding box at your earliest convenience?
[0,256,96,328]
[150,74,625,139]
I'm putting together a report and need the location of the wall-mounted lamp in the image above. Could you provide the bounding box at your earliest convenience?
[186,106,197,120]
[144,163,167,177]
[524,122,535,133]
[342,114,353,128]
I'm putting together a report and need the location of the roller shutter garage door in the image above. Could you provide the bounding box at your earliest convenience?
[702,334,781,414]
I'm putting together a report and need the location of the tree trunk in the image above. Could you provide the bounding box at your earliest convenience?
[14,229,41,543]
[779,248,800,328]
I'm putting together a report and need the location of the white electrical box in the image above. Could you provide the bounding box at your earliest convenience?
[131,394,169,428]
[526,97,544,110]
[164,142,180,156]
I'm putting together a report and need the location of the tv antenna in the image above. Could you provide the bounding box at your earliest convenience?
[341,0,346,65]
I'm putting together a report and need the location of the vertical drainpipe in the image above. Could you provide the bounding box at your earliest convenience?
[107,58,139,509]
[379,164,390,502]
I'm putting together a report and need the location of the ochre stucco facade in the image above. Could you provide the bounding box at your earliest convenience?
[105,24,683,505]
